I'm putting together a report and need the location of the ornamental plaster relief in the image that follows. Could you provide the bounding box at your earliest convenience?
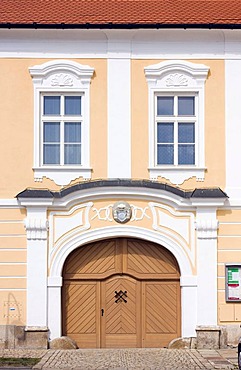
[49,202,93,247]
[91,204,150,222]
[48,200,196,267]
[149,202,196,266]
[50,73,74,87]
[165,73,189,87]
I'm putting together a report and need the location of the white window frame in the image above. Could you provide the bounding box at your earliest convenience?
[29,60,94,186]
[41,93,83,166]
[155,92,198,166]
[145,60,209,185]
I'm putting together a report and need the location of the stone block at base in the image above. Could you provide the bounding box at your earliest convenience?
[196,326,226,349]
[0,325,49,349]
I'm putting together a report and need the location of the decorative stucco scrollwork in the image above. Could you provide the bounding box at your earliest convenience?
[51,73,74,86]
[24,218,49,240]
[195,219,219,239]
[165,73,188,87]
[91,205,113,222]
[91,203,150,222]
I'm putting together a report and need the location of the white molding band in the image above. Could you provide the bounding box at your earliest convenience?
[1,29,241,60]
[225,60,241,202]
[107,58,131,178]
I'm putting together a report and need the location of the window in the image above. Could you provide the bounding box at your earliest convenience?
[42,94,82,165]
[156,94,196,166]
[145,60,209,185]
[29,60,94,186]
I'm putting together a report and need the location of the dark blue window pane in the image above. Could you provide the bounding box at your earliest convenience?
[64,144,81,164]
[43,144,60,164]
[178,97,195,116]
[178,144,195,164]
[157,123,174,143]
[65,96,81,115]
[44,122,60,142]
[44,96,60,115]
[157,144,174,164]
[157,97,174,116]
[178,123,195,143]
[64,122,81,143]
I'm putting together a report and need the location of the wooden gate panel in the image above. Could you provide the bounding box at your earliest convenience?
[142,281,181,347]
[63,281,100,348]
[63,240,118,279]
[125,239,180,278]
[101,275,141,348]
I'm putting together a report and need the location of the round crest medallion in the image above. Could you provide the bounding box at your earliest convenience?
[112,201,132,224]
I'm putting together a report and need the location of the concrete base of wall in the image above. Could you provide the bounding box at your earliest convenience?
[0,325,49,349]
[0,324,240,349]
[169,326,230,350]
[225,324,241,347]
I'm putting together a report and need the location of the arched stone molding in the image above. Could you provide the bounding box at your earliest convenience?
[49,226,193,278]
[47,226,197,341]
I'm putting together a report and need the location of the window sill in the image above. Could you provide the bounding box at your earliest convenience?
[33,166,92,186]
[148,166,206,185]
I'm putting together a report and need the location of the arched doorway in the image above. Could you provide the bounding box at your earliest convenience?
[62,238,181,348]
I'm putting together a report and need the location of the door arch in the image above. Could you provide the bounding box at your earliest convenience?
[62,237,181,348]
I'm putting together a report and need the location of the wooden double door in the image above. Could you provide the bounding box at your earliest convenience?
[62,238,181,348]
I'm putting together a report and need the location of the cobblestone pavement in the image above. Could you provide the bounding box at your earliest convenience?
[0,348,239,370]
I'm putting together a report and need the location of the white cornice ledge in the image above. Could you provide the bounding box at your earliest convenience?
[190,198,227,207]
[144,60,209,85]
[29,60,94,84]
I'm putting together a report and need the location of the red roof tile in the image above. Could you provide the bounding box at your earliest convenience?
[0,0,241,28]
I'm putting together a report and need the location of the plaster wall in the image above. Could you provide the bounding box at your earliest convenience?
[0,208,26,326]
[0,58,107,198]
[217,209,241,325]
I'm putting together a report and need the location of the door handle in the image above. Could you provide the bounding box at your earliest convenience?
[101,308,104,316]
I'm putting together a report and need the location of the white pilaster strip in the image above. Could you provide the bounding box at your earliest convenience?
[47,277,62,339]
[196,208,218,325]
[225,60,241,201]
[180,276,198,337]
[107,57,131,178]
[24,206,50,327]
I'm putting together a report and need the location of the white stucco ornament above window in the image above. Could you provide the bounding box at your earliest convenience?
[144,60,209,185]
[29,60,94,186]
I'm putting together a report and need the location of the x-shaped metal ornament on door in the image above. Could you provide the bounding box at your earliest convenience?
[115,290,127,303]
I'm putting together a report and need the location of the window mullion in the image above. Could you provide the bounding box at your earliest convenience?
[60,120,64,166]
[60,96,64,165]
[155,118,158,166]
[174,120,178,165]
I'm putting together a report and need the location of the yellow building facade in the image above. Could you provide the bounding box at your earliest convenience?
[0,27,240,348]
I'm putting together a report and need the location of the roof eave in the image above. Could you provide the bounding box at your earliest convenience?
[0,22,241,30]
